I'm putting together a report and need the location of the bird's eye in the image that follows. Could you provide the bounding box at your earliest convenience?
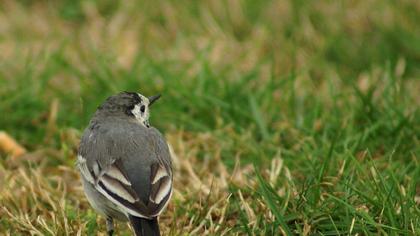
[140,105,145,113]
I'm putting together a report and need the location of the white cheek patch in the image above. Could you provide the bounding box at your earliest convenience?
[131,104,146,124]
[130,102,150,127]
[131,105,141,119]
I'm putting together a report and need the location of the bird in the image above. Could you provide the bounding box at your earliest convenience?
[77,91,172,236]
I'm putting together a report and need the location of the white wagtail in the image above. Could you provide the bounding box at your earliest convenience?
[77,92,172,236]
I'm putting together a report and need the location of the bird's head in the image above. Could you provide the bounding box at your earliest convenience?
[97,91,161,127]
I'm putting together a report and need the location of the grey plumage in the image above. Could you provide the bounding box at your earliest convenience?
[77,92,172,236]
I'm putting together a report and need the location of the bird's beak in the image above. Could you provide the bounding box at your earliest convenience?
[148,94,161,106]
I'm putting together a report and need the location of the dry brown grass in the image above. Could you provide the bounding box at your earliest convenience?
[1,128,285,235]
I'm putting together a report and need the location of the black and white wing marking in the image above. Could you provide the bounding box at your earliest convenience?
[77,124,173,219]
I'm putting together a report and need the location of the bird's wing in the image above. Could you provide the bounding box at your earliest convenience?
[77,122,172,219]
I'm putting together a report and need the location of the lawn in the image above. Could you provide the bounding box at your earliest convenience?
[0,0,419,235]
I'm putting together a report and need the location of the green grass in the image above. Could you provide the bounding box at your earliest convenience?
[0,0,419,235]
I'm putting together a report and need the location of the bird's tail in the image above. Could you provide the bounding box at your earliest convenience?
[129,215,160,236]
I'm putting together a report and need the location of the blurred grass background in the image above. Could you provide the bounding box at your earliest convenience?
[0,0,419,235]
